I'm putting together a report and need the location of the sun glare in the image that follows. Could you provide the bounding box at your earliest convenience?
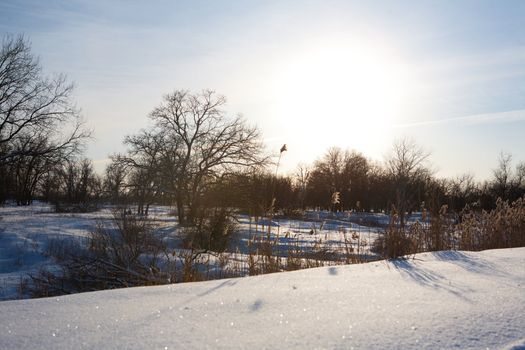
[273,43,412,156]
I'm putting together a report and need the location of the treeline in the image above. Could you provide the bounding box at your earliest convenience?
[278,145,525,215]
[98,141,525,219]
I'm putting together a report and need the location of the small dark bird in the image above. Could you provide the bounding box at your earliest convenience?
[280,144,287,153]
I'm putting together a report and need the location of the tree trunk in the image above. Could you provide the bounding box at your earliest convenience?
[176,196,185,225]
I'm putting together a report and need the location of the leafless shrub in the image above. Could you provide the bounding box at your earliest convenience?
[27,268,63,298]
[372,208,415,258]
[28,210,172,297]
[182,208,238,253]
[176,249,205,282]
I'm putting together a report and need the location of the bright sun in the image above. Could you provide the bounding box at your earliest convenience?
[272,43,412,156]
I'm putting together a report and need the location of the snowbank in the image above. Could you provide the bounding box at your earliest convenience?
[1,248,524,349]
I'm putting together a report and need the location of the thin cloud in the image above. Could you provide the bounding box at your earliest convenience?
[394,108,525,128]
[416,46,525,73]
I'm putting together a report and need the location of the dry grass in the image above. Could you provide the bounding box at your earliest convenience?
[377,196,525,258]
[458,196,525,250]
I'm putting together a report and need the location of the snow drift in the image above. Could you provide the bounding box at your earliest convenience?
[1,248,524,349]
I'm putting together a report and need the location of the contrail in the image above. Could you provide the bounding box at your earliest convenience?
[393,108,525,128]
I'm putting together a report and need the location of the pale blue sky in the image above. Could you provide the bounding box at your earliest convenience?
[2,0,524,180]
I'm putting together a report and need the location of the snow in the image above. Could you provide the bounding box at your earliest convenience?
[0,204,101,300]
[0,205,381,300]
[1,204,523,348]
[0,204,178,300]
[1,247,524,349]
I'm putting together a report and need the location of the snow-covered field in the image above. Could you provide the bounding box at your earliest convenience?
[0,204,176,300]
[0,247,523,349]
[0,204,381,300]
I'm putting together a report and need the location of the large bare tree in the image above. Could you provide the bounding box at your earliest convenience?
[0,35,89,204]
[125,90,266,224]
[0,35,88,166]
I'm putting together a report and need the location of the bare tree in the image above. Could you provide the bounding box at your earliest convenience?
[294,163,310,209]
[492,151,513,199]
[342,150,370,210]
[307,147,346,210]
[114,130,168,215]
[103,160,129,205]
[447,173,478,211]
[148,90,267,224]
[0,34,89,205]
[8,134,59,204]
[55,158,100,211]
[0,34,89,166]
[385,138,431,227]
[491,152,525,201]
[515,162,525,189]
[306,148,369,211]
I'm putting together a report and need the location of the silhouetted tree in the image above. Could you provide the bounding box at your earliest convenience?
[385,138,430,227]
[306,148,370,211]
[489,152,525,203]
[491,151,513,200]
[0,35,88,166]
[294,163,310,210]
[114,130,167,215]
[103,160,129,205]
[56,159,100,211]
[0,34,89,203]
[147,90,267,224]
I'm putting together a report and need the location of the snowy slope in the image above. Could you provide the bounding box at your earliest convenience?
[1,248,524,349]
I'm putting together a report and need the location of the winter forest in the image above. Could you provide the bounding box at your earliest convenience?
[1,2,525,348]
